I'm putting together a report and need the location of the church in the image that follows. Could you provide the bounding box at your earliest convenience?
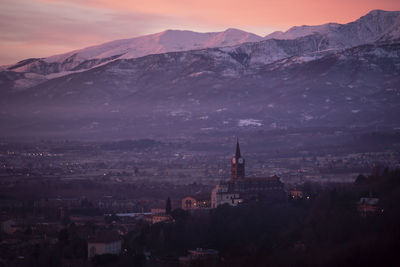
[211,139,286,208]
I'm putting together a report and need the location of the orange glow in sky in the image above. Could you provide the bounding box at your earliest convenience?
[0,0,399,64]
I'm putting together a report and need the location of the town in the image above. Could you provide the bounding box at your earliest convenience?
[1,1,400,266]
[0,136,399,266]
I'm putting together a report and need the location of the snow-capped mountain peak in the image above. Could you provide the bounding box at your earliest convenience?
[8,28,262,75]
[264,9,400,47]
[45,28,261,63]
[4,10,400,88]
[265,23,341,40]
[206,28,262,47]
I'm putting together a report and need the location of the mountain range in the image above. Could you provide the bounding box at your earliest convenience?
[0,9,399,140]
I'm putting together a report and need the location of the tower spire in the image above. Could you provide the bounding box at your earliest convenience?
[231,137,245,180]
[235,137,241,158]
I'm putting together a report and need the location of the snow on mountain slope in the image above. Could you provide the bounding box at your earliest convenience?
[1,33,330,92]
[10,29,261,71]
[9,9,399,75]
[204,28,262,48]
[2,28,261,88]
[2,10,400,91]
[265,10,400,49]
[266,23,341,40]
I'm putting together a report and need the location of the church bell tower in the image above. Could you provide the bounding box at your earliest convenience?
[231,138,245,180]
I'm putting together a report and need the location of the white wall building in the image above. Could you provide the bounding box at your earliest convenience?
[88,232,122,258]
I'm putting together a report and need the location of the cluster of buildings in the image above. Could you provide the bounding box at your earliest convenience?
[179,140,385,216]
[2,139,388,265]
[182,140,287,210]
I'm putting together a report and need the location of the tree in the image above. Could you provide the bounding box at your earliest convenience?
[166,197,172,214]
[355,174,367,184]
[58,228,69,244]
[171,208,188,222]
[105,213,120,224]
[24,226,33,235]
[61,215,71,226]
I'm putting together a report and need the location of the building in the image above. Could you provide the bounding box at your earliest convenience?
[150,207,173,224]
[212,139,286,207]
[211,187,242,208]
[289,189,304,200]
[151,208,166,215]
[87,231,122,258]
[358,197,381,217]
[181,194,211,210]
[152,214,173,224]
[1,218,16,235]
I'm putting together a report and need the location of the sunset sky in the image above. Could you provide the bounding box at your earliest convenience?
[0,0,399,65]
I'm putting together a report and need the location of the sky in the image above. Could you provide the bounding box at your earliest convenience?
[0,0,399,65]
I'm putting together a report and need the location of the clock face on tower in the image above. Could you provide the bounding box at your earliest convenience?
[238,158,243,164]
[232,158,236,164]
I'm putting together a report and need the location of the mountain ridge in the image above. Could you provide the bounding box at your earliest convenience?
[4,10,399,79]
[264,10,400,45]
[1,40,398,139]
[0,10,399,140]
[5,28,262,75]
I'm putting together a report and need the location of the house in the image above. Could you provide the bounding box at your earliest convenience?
[289,189,304,199]
[1,219,16,235]
[358,197,380,217]
[151,207,173,224]
[151,208,166,215]
[152,214,173,224]
[87,231,122,258]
